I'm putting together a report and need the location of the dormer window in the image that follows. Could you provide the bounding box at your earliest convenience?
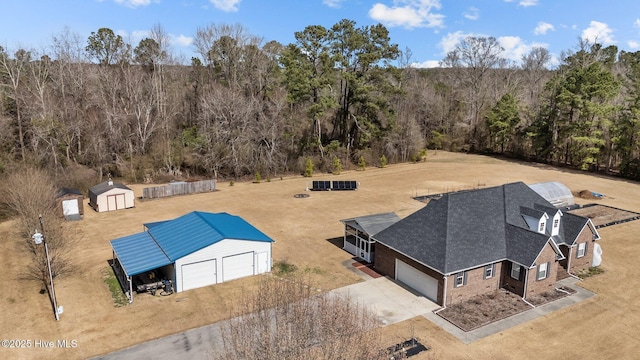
[538,220,546,233]
[553,219,559,228]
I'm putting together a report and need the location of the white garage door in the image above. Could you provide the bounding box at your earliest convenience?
[222,252,254,282]
[62,199,79,216]
[396,259,438,302]
[181,259,217,291]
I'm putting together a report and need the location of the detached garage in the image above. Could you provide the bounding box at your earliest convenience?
[89,179,135,212]
[110,211,274,302]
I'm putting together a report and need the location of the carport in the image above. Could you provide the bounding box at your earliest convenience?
[111,232,173,303]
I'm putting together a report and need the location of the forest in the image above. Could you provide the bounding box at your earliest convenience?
[2,19,640,185]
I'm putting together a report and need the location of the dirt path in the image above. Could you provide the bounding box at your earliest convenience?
[1,151,639,359]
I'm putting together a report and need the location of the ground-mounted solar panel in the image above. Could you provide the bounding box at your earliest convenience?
[332,180,357,191]
[311,180,331,191]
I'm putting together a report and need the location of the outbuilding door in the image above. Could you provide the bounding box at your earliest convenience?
[181,259,217,291]
[396,259,438,302]
[107,194,126,211]
[222,252,254,282]
[62,199,79,215]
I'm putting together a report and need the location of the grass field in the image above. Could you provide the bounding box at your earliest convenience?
[1,151,639,360]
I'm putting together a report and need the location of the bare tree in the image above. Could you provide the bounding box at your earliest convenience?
[441,36,505,146]
[0,166,72,279]
[213,275,386,360]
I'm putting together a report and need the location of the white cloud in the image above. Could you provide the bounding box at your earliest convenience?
[323,0,345,8]
[534,21,554,35]
[519,0,538,6]
[436,31,549,65]
[410,60,440,68]
[497,36,548,63]
[368,0,445,29]
[629,40,640,49]
[210,0,241,12]
[582,21,615,45]
[464,7,479,21]
[439,31,469,54]
[635,19,640,28]
[172,34,193,47]
[114,0,156,8]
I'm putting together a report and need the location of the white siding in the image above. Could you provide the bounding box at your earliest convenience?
[96,188,134,212]
[174,239,272,292]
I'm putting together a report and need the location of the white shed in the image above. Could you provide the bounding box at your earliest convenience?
[89,179,135,212]
[528,181,575,208]
[110,211,274,302]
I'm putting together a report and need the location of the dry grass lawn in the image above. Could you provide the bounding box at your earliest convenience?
[1,151,640,359]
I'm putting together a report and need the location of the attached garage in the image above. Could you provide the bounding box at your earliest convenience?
[89,179,135,212]
[396,259,439,302]
[110,211,274,302]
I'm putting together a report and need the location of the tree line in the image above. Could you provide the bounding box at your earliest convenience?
[2,20,640,184]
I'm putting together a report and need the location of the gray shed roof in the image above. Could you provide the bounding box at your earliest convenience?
[340,212,400,236]
[89,180,132,197]
[373,182,581,275]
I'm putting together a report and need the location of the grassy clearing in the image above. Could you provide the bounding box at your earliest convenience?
[102,267,129,307]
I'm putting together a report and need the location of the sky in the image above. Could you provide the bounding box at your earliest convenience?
[1,0,639,68]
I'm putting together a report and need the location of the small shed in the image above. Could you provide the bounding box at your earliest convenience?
[528,181,575,208]
[55,188,84,221]
[89,179,135,212]
[110,211,274,302]
[340,212,400,263]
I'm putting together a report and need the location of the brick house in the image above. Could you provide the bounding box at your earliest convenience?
[372,182,601,307]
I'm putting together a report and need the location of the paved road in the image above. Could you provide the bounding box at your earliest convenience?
[94,276,437,359]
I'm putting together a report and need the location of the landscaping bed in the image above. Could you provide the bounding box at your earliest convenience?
[437,287,575,332]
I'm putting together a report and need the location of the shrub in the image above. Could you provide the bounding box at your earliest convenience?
[254,172,261,183]
[332,156,342,175]
[358,156,366,171]
[304,158,314,177]
[380,154,387,168]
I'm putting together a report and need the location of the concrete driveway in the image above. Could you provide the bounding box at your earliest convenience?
[332,276,440,326]
[96,277,439,359]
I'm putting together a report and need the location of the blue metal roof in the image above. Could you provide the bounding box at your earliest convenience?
[145,211,273,261]
[110,211,274,277]
[110,232,171,276]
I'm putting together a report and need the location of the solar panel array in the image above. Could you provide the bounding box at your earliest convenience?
[311,181,331,191]
[310,180,358,191]
[332,180,358,190]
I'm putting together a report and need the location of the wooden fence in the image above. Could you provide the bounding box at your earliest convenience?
[142,179,217,200]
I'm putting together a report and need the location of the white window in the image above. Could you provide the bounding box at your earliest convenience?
[553,219,559,228]
[577,242,587,258]
[537,262,548,280]
[454,272,466,287]
[510,263,521,280]
[484,264,494,279]
[538,220,545,233]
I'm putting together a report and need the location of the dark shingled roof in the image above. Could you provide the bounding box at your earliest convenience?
[340,212,401,236]
[56,188,83,198]
[373,182,586,275]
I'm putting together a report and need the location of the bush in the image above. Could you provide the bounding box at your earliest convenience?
[304,158,314,177]
[332,156,342,175]
[358,156,366,171]
[254,172,261,183]
[380,154,387,168]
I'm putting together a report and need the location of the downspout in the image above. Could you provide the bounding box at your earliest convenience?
[521,269,535,308]
[434,275,448,313]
